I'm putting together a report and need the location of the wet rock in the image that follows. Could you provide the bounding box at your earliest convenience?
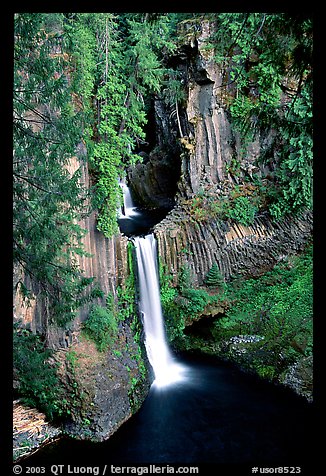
[222,335,265,356]
[280,355,313,403]
[128,148,179,209]
[229,334,265,345]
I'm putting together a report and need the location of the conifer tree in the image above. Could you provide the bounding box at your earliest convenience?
[78,13,176,237]
[13,13,102,326]
[205,263,224,288]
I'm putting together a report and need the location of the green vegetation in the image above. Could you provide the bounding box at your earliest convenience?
[207,13,313,220]
[205,263,225,288]
[82,294,118,352]
[13,13,105,327]
[12,13,176,328]
[73,13,177,237]
[188,183,263,226]
[13,324,82,420]
[13,13,313,414]
[13,325,60,419]
[117,242,137,322]
[13,12,312,329]
[169,244,313,382]
[227,196,258,226]
[216,245,313,365]
[160,262,223,342]
[127,341,148,413]
[124,242,148,411]
[82,242,137,352]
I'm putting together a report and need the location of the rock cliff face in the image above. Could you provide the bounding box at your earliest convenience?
[13,152,150,442]
[127,20,268,209]
[179,20,266,196]
[56,326,150,442]
[148,21,313,403]
[127,97,181,209]
[127,143,179,209]
[155,206,312,286]
[13,18,313,444]
[13,152,130,346]
[148,20,312,285]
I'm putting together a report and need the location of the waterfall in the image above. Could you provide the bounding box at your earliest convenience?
[119,181,139,219]
[134,234,186,388]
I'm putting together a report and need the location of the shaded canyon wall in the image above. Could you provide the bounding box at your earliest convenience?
[150,20,312,283]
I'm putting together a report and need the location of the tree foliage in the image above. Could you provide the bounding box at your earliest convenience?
[207,13,313,219]
[205,263,224,288]
[73,13,177,237]
[12,12,179,328]
[215,245,313,363]
[13,13,103,327]
[82,294,118,352]
[13,324,65,419]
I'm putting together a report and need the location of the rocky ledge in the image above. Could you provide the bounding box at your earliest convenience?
[280,355,313,403]
[13,400,61,462]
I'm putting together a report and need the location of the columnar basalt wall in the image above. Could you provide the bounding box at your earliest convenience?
[155,207,313,286]
[179,20,251,196]
[185,60,232,192]
[74,156,130,321]
[13,153,130,348]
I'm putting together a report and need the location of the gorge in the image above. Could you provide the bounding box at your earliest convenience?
[13,12,314,471]
[19,188,314,468]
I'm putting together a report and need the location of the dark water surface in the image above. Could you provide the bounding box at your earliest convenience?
[24,353,315,468]
[118,207,170,237]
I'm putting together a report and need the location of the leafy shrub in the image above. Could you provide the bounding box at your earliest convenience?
[189,184,263,226]
[117,241,137,322]
[160,284,178,313]
[82,296,118,352]
[180,288,210,315]
[226,195,258,226]
[160,262,211,342]
[214,245,313,365]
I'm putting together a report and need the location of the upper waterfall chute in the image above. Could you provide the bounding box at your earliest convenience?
[134,234,187,389]
[118,180,140,219]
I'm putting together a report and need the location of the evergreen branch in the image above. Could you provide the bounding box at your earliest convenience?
[13,121,62,144]
[14,97,53,124]
[255,14,266,37]
[225,13,250,58]
[14,115,47,125]
[13,157,33,165]
[13,172,63,195]
[14,88,46,93]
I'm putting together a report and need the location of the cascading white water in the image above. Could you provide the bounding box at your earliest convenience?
[134,233,186,389]
[119,181,139,218]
